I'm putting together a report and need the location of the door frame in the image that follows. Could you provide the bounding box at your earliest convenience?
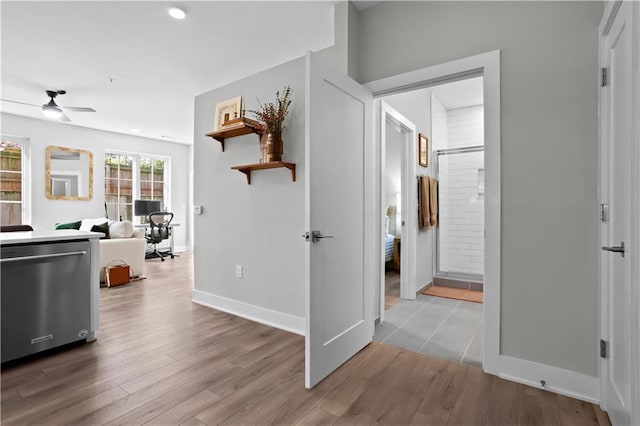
[378,101,417,322]
[598,0,640,421]
[365,50,501,374]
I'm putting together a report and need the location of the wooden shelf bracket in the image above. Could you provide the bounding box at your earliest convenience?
[230,162,296,185]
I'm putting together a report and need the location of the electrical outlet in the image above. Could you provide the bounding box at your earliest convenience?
[235,265,243,279]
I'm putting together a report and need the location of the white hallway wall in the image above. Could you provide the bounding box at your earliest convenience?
[190,2,357,333]
[358,1,602,376]
[192,58,306,332]
[1,113,191,250]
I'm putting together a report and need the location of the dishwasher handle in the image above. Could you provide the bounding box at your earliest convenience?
[0,250,87,264]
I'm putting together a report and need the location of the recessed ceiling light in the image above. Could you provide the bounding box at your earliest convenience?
[131,128,140,133]
[168,7,186,20]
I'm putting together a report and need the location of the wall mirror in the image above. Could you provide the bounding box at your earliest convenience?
[45,146,93,200]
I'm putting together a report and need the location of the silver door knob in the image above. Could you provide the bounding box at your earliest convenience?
[602,241,625,257]
[312,230,334,241]
[302,231,335,243]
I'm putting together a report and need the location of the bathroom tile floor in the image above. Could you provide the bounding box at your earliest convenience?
[374,295,483,367]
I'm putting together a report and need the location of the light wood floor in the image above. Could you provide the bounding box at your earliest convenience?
[1,253,610,425]
[385,270,401,309]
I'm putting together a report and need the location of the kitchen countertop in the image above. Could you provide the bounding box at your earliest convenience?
[0,230,104,245]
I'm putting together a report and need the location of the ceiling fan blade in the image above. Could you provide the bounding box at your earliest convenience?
[59,112,71,122]
[0,99,41,108]
[61,106,96,112]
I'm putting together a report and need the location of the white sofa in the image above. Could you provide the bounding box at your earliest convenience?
[99,235,146,282]
[95,222,146,283]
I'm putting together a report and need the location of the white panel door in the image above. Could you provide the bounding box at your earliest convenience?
[601,2,633,424]
[305,52,374,388]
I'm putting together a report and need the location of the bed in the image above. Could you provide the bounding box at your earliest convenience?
[384,234,395,262]
[383,215,395,262]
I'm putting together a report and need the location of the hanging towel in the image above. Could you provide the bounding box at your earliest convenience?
[418,176,430,229]
[429,176,438,227]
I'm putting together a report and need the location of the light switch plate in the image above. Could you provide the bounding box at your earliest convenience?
[194,205,203,215]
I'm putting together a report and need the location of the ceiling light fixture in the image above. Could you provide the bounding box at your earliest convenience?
[168,6,186,20]
[42,105,63,119]
[131,128,140,133]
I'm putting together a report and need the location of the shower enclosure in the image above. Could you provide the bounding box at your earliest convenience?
[435,146,484,281]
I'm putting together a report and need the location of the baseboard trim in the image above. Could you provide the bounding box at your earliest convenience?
[192,290,305,336]
[498,355,599,403]
[174,245,190,253]
[416,281,432,296]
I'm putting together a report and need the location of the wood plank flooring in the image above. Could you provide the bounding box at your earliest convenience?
[385,270,401,309]
[1,253,610,425]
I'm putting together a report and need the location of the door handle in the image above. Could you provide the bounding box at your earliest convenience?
[302,231,335,243]
[312,231,334,241]
[601,241,624,257]
[0,250,87,263]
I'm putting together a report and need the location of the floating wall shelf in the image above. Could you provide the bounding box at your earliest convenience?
[205,118,263,152]
[231,162,296,185]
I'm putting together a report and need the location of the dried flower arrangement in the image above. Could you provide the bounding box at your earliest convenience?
[250,86,292,136]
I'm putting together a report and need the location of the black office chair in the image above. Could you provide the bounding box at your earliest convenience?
[145,212,174,261]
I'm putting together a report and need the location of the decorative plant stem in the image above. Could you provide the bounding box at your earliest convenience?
[250,86,292,136]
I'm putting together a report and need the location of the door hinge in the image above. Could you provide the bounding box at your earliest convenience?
[600,67,608,87]
[600,339,608,358]
[600,204,609,222]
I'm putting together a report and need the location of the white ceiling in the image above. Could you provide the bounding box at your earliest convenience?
[1,1,334,144]
[383,76,483,124]
[430,77,484,110]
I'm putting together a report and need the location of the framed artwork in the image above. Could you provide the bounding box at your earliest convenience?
[214,96,243,130]
[418,133,429,167]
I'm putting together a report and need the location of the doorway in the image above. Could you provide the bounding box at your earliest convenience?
[378,102,417,319]
[305,49,501,387]
[374,78,486,368]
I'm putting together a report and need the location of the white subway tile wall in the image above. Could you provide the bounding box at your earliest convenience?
[438,105,484,276]
[446,105,484,149]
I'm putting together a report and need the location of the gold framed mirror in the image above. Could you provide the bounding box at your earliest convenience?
[45,146,93,200]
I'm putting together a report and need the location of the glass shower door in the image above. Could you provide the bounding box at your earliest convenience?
[435,147,484,280]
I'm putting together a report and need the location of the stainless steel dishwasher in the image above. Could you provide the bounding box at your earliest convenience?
[1,239,92,363]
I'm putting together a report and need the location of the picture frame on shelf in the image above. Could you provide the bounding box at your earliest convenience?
[214,96,243,130]
[419,133,429,167]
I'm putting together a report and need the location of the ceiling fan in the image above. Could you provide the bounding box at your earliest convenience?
[1,90,96,122]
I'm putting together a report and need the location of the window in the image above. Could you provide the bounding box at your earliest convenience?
[0,139,30,226]
[139,157,165,207]
[105,153,134,221]
[104,152,169,223]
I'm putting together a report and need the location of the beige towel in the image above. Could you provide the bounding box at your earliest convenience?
[418,176,430,229]
[429,177,438,227]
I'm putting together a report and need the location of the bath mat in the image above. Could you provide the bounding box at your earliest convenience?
[423,285,483,303]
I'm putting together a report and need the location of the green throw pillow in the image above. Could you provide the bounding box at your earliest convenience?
[55,220,82,230]
[90,222,110,239]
